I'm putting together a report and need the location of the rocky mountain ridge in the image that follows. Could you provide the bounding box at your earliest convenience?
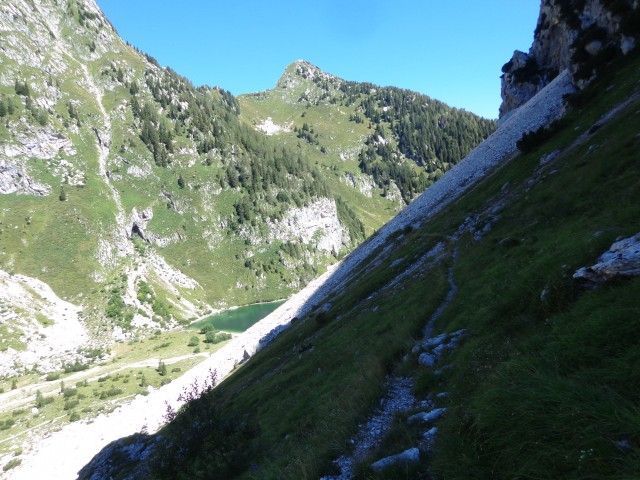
[241,60,496,207]
[2,0,640,478]
[500,0,640,117]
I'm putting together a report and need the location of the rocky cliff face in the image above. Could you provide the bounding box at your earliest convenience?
[500,0,640,118]
[267,198,348,255]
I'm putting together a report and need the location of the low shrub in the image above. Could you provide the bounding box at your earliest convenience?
[516,120,564,153]
[3,459,21,472]
[204,330,231,344]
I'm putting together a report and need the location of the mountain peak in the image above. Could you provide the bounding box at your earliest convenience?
[277,59,340,90]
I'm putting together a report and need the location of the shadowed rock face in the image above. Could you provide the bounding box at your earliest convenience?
[499,0,640,118]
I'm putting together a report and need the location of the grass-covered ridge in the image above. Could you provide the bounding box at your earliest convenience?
[98,51,640,480]
[239,59,495,215]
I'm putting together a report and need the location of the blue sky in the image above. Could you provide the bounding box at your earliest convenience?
[96,1,540,119]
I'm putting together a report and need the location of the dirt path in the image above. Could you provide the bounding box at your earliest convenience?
[0,352,209,415]
[321,239,460,480]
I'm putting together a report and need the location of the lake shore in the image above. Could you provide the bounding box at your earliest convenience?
[188,298,288,325]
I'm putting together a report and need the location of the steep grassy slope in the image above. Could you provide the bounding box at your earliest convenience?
[89,51,640,480]
[429,55,640,479]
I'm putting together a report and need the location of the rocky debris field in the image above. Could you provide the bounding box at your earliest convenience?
[0,269,88,377]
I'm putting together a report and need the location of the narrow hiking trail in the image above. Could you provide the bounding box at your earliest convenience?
[423,241,459,339]
[321,239,460,479]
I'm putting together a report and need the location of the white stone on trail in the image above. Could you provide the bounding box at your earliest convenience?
[407,408,447,425]
[370,447,420,471]
[418,352,437,367]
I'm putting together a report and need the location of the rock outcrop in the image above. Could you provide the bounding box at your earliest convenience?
[267,197,348,254]
[0,159,50,195]
[128,207,153,241]
[500,0,640,118]
[573,233,640,286]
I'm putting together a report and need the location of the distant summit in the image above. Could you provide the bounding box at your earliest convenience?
[242,60,495,205]
[277,60,340,89]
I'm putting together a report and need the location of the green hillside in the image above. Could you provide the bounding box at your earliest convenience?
[87,47,640,480]
[239,60,495,228]
[0,1,493,351]
[0,0,498,455]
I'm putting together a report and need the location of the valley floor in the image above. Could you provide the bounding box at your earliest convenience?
[3,261,341,479]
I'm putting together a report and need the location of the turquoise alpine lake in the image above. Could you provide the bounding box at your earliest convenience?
[190,301,286,333]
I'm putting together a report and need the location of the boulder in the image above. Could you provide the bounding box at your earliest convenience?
[418,352,436,367]
[621,36,636,55]
[370,447,420,471]
[573,233,640,286]
[423,426,438,442]
[408,408,447,425]
[584,40,603,56]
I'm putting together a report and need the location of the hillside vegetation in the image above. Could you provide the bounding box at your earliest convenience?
[240,60,494,218]
[0,0,496,465]
[85,49,640,480]
[0,0,493,369]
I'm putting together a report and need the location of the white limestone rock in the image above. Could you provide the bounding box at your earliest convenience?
[0,269,89,376]
[500,0,639,117]
[0,159,50,195]
[267,197,347,253]
[341,172,377,198]
[574,233,640,286]
[255,117,291,136]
